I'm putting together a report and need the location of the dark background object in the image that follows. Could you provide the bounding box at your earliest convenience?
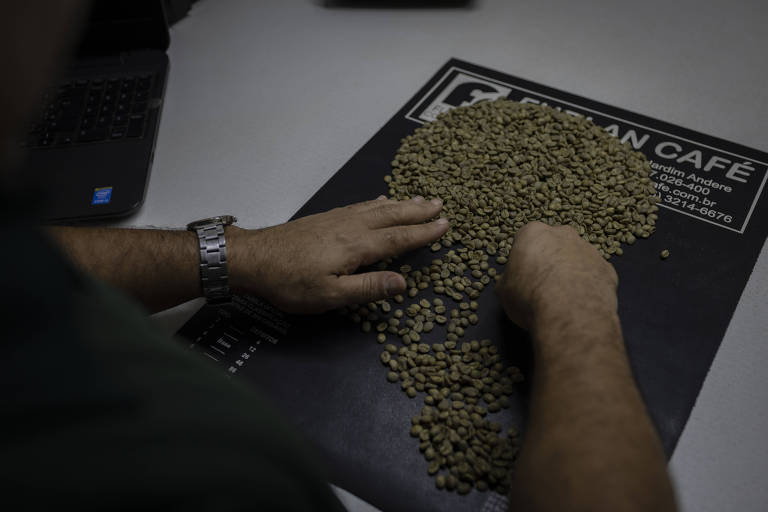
[76,0,170,55]
[323,0,474,8]
[162,0,200,26]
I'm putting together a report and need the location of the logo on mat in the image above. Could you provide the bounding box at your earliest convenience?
[91,186,113,205]
[407,70,513,123]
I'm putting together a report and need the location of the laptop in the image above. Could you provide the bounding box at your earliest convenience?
[22,0,170,222]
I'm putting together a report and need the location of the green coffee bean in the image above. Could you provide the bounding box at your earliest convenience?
[373,100,663,495]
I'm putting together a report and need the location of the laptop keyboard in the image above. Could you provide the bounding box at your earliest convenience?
[24,74,156,148]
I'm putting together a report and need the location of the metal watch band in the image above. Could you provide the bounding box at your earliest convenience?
[194,223,231,304]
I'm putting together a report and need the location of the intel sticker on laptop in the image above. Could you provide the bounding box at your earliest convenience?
[91,186,113,205]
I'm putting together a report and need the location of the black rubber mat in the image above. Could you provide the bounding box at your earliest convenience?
[178,59,768,512]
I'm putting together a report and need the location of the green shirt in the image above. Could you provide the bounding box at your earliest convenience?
[0,225,344,511]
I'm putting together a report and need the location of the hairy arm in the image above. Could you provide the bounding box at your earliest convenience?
[48,226,201,312]
[48,196,448,313]
[497,222,676,512]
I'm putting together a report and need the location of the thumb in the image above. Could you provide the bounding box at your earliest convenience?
[332,271,406,306]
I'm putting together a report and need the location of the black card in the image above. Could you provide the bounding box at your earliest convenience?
[178,59,768,512]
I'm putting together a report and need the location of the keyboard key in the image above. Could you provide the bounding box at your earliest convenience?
[136,76,152,91]
[113,114,129,126]
[127,115,145,137]
[39,133,53,146]
[80,116,97,129]
[131,102,147,114]
[77,128,108,142]
[110,127,126,139]
[134,90,149,102]
[60,98,84,114]
[55,132,74,145]
[68,86,88,100]
[55,117,79,131]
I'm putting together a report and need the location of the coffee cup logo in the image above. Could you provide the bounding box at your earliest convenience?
[443,81,505,107]
[408,71,513,123]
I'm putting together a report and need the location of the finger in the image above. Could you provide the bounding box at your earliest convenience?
[363,196,444,228]
[334,196,397,216]
[358,218,450,265]
[331,271,406,306]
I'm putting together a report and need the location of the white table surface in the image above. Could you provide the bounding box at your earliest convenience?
[133,1,768,510]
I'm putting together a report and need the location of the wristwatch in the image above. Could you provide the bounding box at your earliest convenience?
[186,215,238,304]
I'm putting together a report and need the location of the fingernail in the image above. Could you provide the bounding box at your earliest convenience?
[413,195,424,203]
[376,195,387,200]
[436,217,449,225]
[430,198,443,206]
[385,275,404,295]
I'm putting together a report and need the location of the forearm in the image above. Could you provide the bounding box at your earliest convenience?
[47,226,201,312]
[510,306,676,512]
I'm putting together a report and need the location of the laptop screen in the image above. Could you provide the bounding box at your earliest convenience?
[76,0,169,56]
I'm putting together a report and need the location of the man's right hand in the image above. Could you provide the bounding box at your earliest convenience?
[497,221,677,512]
[495,221,619,331]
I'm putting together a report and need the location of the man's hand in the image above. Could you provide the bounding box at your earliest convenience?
[495,221,618,331]
[228,196,448,313]
[497,221,676,512]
